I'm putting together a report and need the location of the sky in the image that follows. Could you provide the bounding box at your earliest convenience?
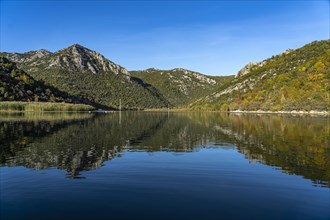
[1,0,329,76]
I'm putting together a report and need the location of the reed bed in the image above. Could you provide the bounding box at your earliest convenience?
[0,112,94,122]
[0,101,95,112]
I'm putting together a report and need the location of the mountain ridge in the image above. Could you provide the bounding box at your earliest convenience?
[1,43,223,108]
[2,44,130,75]
[1,40,329,111]
[190,40,330,111]
[1,44,171,109]
[130,67,232,106]
[0,57,90,104]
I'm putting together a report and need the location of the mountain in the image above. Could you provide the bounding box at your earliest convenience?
[131,68,233,106]
[1,40,329,111]
[190,40,330,111]
[0,57,89,104]
[4,44,129,75]
[1,44,169,109]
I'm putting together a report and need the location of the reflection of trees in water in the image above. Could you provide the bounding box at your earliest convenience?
[1,112,173,178]
[1,112,226,177]
[207,113,330,187]
[0,112,329,186]
[128,114,207,152]
[0,113,94,165]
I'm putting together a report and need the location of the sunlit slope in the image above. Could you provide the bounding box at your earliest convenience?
[190,40,330,111]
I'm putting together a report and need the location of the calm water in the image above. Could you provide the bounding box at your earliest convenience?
[0,112,329,220]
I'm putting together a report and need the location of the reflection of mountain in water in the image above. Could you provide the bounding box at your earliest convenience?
[186,113,329,187]
[0,112,167,178]
[0,112,329,186]
[214,114,330,187]
[1,112,229,178]
[0,112,94,165]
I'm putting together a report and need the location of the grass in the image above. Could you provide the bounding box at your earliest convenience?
[0,112,94,122]
[0,101,95,112]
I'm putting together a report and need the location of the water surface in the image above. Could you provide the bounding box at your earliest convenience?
[0,112,329,219]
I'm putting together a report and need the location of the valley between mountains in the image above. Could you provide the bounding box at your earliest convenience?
[0,40,329,112]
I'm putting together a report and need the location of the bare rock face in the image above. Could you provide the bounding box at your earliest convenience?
[172,68,217,85]
[235,49,294,79]
[2,44,130,76]
[235,60,268,78]
[236,62,257,78]
[3,49,52,63]
[48,44,129,75]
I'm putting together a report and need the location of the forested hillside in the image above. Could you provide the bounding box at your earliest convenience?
[1,44,169,109]
[1,40,329,111]
[131,68,233,106]
[0,57,84,103]
[190,40,330,111]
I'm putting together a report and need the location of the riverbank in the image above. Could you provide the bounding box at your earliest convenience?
[144,108,329,115]
[0,101,95,112]
[229,110,329,116]
[2,102,327,115]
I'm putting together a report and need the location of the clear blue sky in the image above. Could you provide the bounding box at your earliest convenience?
[1,0,329,76]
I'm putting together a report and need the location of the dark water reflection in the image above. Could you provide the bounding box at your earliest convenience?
[0,112,329,185]
[1,112,329,220]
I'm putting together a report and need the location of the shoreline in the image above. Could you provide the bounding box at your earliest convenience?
[1,109,328,115]
[0,101,328,115]
[0,101,95,112]
[0,110,93,113]
[229,110,329,115]
[143,108,330,115]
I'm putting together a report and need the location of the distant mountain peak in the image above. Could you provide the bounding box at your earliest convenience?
[1,44,130,76]
[36,49,52,55]
[59,43,91,55]
[172,68,187,71]
[45,44,129,75]
[144,68,159,72]
[66,43,91,54]
[71,43,85,48]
